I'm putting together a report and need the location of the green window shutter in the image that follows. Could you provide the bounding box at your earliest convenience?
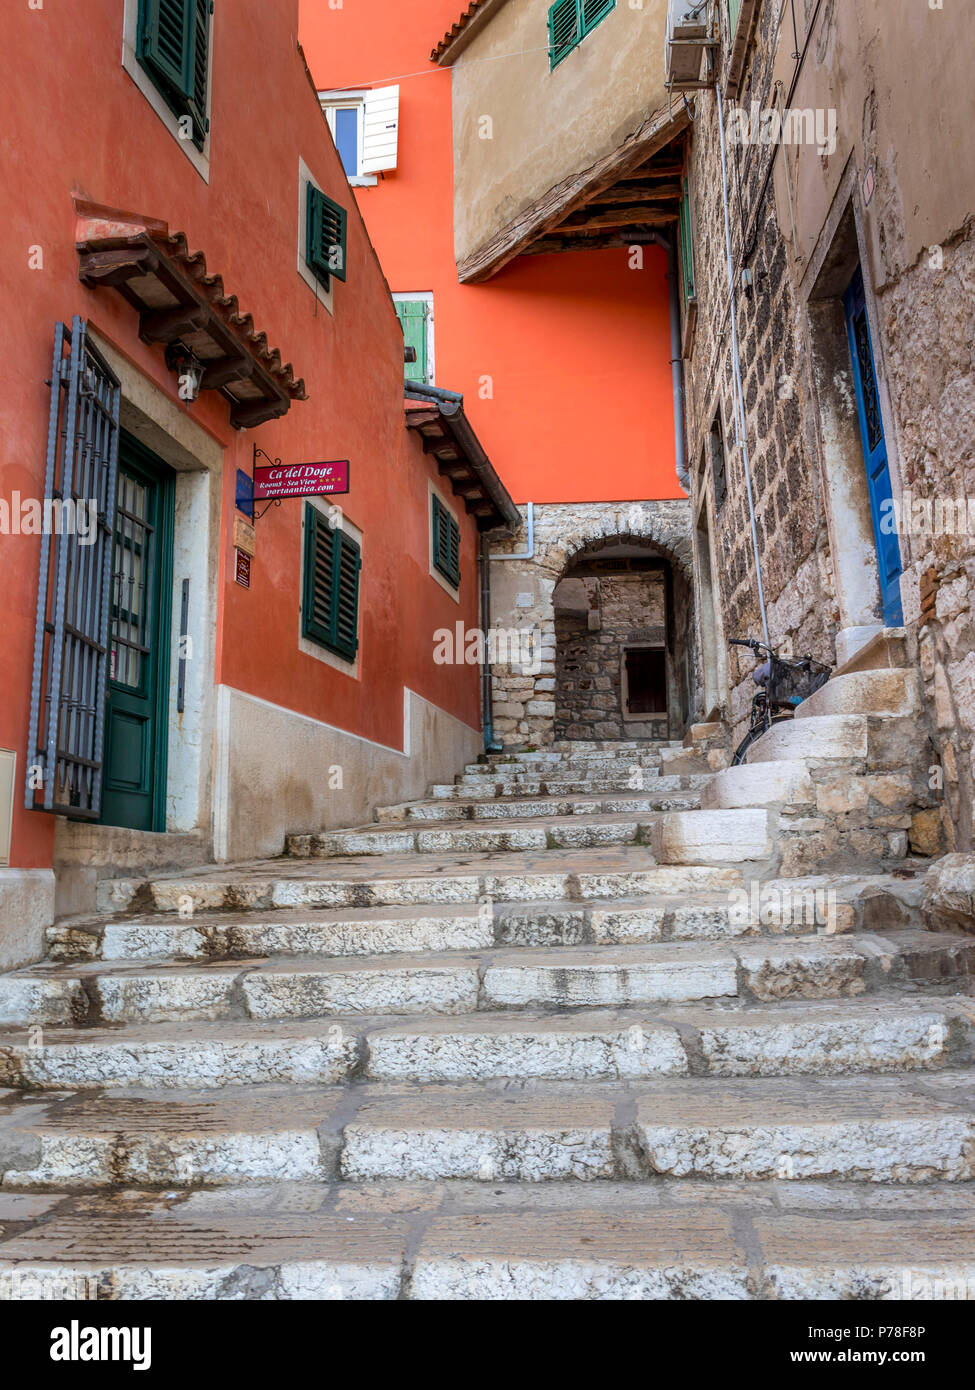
[137,0,211,151]
[548,0,615,68]
[728,0,743,35]
[185,0,212,149]
[581,0,615,34]
[678,176,696,303]
[302,505,361,659]
[396,301,429,383]
[306,184,348,289]
[432,495,461,589]
[548,0,580,68]
[333,529,362,660]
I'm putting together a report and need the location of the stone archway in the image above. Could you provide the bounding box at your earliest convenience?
[488,501,695,748]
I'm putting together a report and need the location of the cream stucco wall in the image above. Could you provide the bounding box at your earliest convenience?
[212,686,482,862]
[771,0,975,289]
[451,0,670,264]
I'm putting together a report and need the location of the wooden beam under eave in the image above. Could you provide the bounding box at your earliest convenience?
[556,206,677,232]
[619,160,686,181]
[78,245,159,289]
[140,303,210,344]
[522,233,640,255]
[229,396,291,429]
[456,102,689,284]
[587,182,683,204]
[201,355,255,390]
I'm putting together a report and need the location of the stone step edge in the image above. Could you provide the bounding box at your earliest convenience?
[1,1199,974,1302]
[49,871,927,959]
[1,997,972,1089]
[9,930,974,1027]
[6,1080,975,1188]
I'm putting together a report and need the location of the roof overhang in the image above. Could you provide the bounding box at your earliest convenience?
[73,199,307,430]
[457,100,691,284]
[432,0,515,65]
[405,395,520,534]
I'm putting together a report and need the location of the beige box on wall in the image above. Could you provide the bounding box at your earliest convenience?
[0,749,15,867]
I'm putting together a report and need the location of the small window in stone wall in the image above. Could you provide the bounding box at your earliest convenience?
[710,412,728,513]
[624,647,667,716]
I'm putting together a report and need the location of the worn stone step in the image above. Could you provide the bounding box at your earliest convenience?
[6,997,962,1090]
[461,756,664,778]
[634,1073,975,1182]
[3,1184,973,1300]
[342,1075,975,1185]
[376,792,700,824]
[364,999,967,1082]
[0,1197,406,1299]
[293,814,680,858]
[46,871,926,963]
[702,761,816,810]
[13,931,966,1025]
[550,740,680,752]
[49,903,497,963]
[429,774,709,799]
[797,669,921,721]
[7,1074,973,1190]
[141,852,744,915]
[0,1020,359,1090]
[651,808,773,865]
[0,1086,335,1188]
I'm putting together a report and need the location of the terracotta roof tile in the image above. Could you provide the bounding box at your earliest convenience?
[431,2,488,63]
[73,199,307,404]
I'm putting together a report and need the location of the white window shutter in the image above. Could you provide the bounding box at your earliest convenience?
[361,85,400,175]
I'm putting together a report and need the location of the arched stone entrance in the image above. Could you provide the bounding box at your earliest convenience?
[488,501,695,748]
[553,535,694,741]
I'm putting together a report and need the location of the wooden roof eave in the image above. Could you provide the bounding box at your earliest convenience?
[75,212,307,430]
[456,101,691,284]
[405,402,519,534]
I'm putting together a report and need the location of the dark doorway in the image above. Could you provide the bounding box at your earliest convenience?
[624,647,667,716]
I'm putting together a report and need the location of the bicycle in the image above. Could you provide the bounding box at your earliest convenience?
[729,638,831,766]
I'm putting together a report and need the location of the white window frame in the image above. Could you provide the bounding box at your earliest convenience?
[121,0,213,182]
[393,292,436,386]
[318,91,378,187]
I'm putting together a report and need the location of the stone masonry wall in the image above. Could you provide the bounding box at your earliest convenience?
[881,224,975,850]
[684,2,837,752]
[682,0,975,851]
[488,501,694,748]
[554,572,669,741]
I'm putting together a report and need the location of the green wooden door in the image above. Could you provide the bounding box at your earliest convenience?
[100,435,174,831]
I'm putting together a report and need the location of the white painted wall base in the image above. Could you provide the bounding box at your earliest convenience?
[212,686,482,862]
[0,868,56,970]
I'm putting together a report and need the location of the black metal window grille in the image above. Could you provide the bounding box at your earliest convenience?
[26,318,121,818]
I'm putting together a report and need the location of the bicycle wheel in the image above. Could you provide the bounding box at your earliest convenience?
[732,714,792,766]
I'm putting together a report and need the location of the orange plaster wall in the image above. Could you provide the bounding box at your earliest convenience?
[298,0,684,506]
[0,0,481,870]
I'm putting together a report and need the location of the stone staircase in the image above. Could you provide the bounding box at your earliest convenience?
[1,689,975,1300]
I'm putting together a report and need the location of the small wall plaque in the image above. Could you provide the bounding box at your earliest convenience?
[234,549,251,589]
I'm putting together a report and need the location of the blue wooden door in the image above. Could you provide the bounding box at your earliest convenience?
[843,266,903,626]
